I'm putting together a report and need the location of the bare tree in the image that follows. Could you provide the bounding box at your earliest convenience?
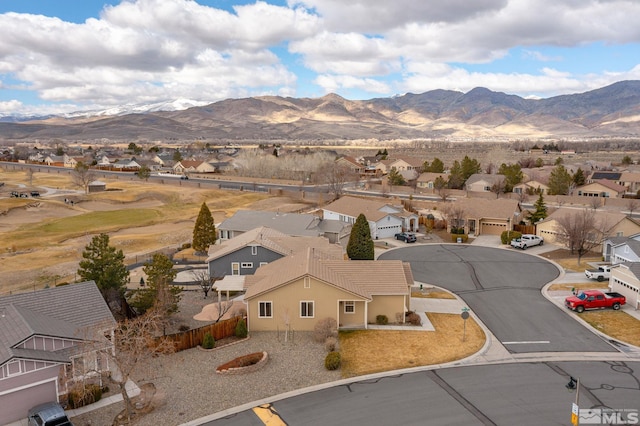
[626,198,640,216]
[433,176,450,202]
[554,208,615,265]
[72,161,96,194]
[322,162,358,200]
[589,197,602,210]
[192,269,221,299]
[490,180,506,199]
[441,203,466,233]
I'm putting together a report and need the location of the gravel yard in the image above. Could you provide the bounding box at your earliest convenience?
[71,292,341,426]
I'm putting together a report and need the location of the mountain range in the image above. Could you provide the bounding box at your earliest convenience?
[2,81,640,142]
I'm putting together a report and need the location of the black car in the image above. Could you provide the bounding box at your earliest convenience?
[394,232,417,243]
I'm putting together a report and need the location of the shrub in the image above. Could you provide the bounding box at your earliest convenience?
[325,351,341,370]
[407,312,421,326]
[313,317,337,343]
[324,336,338,352]
[178,324,190,332]
[68,384,102,409]
[202,332,215,349]
[500,230,522,244]
[376,314,388,325]
[235,318,248,338]
[181,242,192,250]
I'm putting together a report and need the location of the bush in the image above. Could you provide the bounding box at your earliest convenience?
[500,230,522,244]
[202,332,215,349]
[178,324,190,332]
[313,317,338,343]
[325,351,341,370]
[68,384,102,409]
[181,242,192,250]
[324,336,338,352]
[235,318,248,338]
[407,312,421,326]
[376,314,388,325]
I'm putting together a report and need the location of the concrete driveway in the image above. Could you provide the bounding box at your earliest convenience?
[379,244,618,354]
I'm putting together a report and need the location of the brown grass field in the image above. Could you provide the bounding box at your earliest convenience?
[579,310,640,347]
[339,313,485,378]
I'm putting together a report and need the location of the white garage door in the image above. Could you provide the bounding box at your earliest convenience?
[0,380,57,425]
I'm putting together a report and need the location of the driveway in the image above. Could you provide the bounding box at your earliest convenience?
[379,244,618,354]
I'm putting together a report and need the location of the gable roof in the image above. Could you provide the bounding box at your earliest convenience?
[590,171,622,181]
[218,210,322,237]
[244,248,413,300]
[580,179,626,193]
[323,196,405,222]
[429,198,520,220]
[465,173,505,186]
[207,226,342,262]
[0,281,116,366]
[539,208,634,229]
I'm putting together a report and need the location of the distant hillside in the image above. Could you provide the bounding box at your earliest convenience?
[2,81,640,142]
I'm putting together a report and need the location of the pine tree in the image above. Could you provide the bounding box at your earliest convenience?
[130,253,181,316]
[192,202,216,253]
[78,233,128,296]
[572,167,586,186]
[346,213,374,260]
[530,193,548,223]
[548,164,572,195]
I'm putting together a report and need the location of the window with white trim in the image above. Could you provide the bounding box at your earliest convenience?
[231,262,240,275]
[344,301,355,314]
[300,301,314,318]
[258,301,272,318]
[251,246,258,255]
[241,262,253,268]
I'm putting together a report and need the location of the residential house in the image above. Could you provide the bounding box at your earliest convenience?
[603,234,640,263]
[536,209,640,249]
[243,248,414,331]
[576,180,626,198]
[465,174,506,193]
[173,160,217,174]
[217,210,348,243]
[111,158,140,171]
[374,157,423,175]
[374,159,395,175]
[335,156,363,175]
[206,226,343,277]
[609,263,640,309]
[0,281,116,425]
[416,172,448,191]
[43,154,77,168]
[420,198,521,236]
[586,171,622,184]
[513,180,550,196]
[618,172,640,196]
[322,196,419,239]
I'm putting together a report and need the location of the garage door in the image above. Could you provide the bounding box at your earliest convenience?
[0,380,57,425]
[480,222,505,235]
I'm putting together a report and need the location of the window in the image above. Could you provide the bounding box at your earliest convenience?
[304,277,311,288]
[259,302,272,318]
[251,246,258,255]
[259,262,268,267]
[300,301,314,318]
[241,262,253,268]
[344,301,355,314]
[231,263,240,275]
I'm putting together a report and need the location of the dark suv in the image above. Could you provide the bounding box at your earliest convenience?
[394,232,417,243]
[28,402,73,426]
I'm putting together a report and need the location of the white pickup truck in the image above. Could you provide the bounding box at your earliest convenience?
[510,234,544,250]
[585,265,613,281]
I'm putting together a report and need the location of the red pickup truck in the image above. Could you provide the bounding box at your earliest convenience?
[565,290,626,313]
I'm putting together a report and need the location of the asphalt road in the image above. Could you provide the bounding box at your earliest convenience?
[378,244,617,354]
[207,361,640,426]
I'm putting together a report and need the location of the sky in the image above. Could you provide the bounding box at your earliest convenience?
[0,0,639,116]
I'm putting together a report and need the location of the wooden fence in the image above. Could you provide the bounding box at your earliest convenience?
[159,316,242,352]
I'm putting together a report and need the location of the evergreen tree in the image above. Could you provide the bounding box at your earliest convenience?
[497,163,524,192]
[548,164,573,195]
[78,233,128,296]
[530,193,548,223]
[346,213,374,260]
[425,157,445,173]
[572,167,586,186]
[387,167,405,186]
[461,155,481,181]
[448,160,465,189]
[192,202,216,253]
[130,253,181,316]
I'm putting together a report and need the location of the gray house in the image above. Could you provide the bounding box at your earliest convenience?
[217,210,348,243]
[206,226,343,277]
[604,233,640,263]
[0,281,116,425]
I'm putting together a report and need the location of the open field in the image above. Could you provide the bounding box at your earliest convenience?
[0,168,312,295]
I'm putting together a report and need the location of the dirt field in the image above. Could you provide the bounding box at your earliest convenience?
[0,169,313,295]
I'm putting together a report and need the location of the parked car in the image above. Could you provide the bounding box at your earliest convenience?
[180,175,189,180]
[510,234,544,249]
[584,265,613,281]
[28,402,73,426]
[394,232,417,243]
[564,289,626,313]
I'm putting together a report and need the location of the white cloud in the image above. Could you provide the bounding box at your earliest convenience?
[314,74,391,94]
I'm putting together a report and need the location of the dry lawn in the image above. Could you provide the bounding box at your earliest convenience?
[539,249,600,272]
[411,289,457,299]
[547,282,610,291]
[339,313,485,378]
[0,168,311,295]
[579,310,640,347]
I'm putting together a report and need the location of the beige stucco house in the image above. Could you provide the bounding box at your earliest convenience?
[609,263,640,310]
[513,180,550,196]
[536,209,640,249]
[576,180,626,198]
[243,248,414,331]
[465,174,506,193]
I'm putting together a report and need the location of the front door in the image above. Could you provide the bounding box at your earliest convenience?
[468,220,476,235]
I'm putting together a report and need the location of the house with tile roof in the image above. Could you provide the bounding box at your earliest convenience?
[206,226,344,277]
[416,172,448,190]
[243,248,414,331]
[322,196,419,239]
[0,281,116,425]
[512,179,550,196]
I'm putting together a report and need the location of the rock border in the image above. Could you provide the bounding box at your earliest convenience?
[215,351,268,375]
